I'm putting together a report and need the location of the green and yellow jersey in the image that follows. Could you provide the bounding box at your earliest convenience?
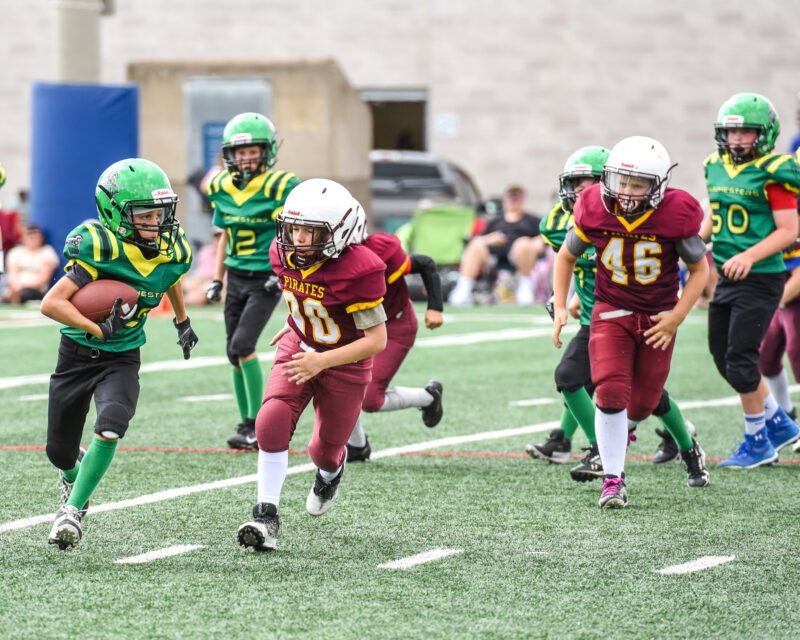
[207,168,299,272]
[539,201,596,326]
[62,221,193,352]
[704,151,800,273]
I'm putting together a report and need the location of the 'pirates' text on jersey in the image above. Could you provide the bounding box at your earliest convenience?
[270,241,386,353]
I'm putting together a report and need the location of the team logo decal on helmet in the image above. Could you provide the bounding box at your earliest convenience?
[276,179,359,269]
[600,136,675,217]
[95,158,181,256]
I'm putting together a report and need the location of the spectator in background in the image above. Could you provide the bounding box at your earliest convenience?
[448,185,545,306]
[182,226,224,306]
[8,188,29,220]
[2,223,60,304]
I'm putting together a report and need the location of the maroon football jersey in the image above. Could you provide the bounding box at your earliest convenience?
[364,232,412,319]
[269,240,387,352]
[573,183,703,313]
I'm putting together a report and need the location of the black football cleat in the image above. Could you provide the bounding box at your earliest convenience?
[525,429,571,464]
[569,442,603,482]
[346,437,371,462]
[421,380,443,428]
[306,464,345,516]
[228,418,258,450]
[238,502,279,551]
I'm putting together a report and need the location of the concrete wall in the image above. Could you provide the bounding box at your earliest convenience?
[128,58,371,241]
[2,0,800,216]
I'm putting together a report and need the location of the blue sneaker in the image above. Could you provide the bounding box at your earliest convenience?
[765,406,800,452]
[718,429,778,469]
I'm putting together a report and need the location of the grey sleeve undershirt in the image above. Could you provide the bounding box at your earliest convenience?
[352,303,388,330]
[565,228,592,256]
[676,235,707,265]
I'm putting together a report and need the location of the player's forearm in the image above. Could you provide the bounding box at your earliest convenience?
[781,268,800,305]
[673,259,709,321]
[166,282,188,322]
[317,324,387,370]
[553,247,578,311]
[213,233,228,281]
[742,228,797,265]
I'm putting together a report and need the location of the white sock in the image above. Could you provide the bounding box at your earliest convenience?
[319,464,342,482]
[515,275,534,304]
[765,371,792,413]
[595,407,628,478]
[348,415,367,447]
[744,412,765,436]
[764,391,780,421]
[448,275,475,303]
[257,449,288,507]
[380,386,434,411]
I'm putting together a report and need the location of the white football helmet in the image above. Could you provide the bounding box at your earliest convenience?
[349,199,368,244]
[276,178,359,268]
[600,136,674,216]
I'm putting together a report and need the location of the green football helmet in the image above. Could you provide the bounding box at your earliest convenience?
[221,112,278,183]
[714,93,780,164]
[558,146,610,212]
[95,158,180,256]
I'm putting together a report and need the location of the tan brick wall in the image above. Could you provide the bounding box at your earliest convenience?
[2,0,799,214]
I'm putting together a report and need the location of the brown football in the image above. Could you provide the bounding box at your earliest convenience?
[70,279,140,322]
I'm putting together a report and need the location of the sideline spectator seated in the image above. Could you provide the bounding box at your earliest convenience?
[448,185,545,306]
[2,223,60,304]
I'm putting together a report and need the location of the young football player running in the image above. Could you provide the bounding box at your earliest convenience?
[702,93,800,468]
[530,146,706,488]
[552,136,709,508]
[41,159,197,549]
[237,179,387,552]
[344,205,445,462]
[205,112,300,450]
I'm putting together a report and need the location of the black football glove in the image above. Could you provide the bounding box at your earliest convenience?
[96,298,138,341]
[263,274,280,295]
[206,279,223,302]
[174,316,198,360]
[545,295,555,321]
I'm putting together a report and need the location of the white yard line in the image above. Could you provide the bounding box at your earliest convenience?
[115,544,205,564]
[0,421,559,534]
[20,394,49,401]
[509,398,558,407]
[378,548,464,569]
[0,326,576,390]
[657,555,736,575]
[180,394,234,402]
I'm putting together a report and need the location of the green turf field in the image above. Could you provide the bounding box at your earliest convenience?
[1,302,798,639]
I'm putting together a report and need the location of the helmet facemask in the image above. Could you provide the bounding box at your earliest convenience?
[601,169,671,218]
[222,140,277,184]
[714,123,765,165]
[559,171,599,213]
[276,219,335,269]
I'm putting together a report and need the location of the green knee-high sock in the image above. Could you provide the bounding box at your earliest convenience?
[562,387,596,443]
[232,367,249,423]
[61,459,80,484]
[240,357,264,420]
[66,437,117,510]
[559,406,579,440]
[658,397,694,451]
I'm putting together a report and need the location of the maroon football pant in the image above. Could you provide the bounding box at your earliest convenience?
[256,332,372,472]
[362,298,417,412]
[759,306,800,380]
[589,302,675,421]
